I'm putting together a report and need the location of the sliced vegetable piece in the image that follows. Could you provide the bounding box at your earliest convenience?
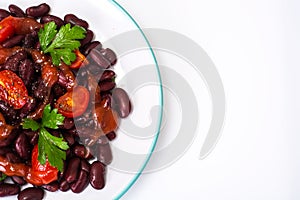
[69,49,88,69]
[0,17,15,43]
[0,70,28,109]
[55,86,90,118]
[0,16,42,43]
[30,145,58,185]
[94,99,119,134]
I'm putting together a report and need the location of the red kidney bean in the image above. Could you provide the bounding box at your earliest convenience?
[62,132,75,146]
[27,99,51,120]
[74,124,92,136]
[18,187,44,200]
[6,152,22,163]
[3,50,27,72]
[30,131,39,146]
[0,147,11,156]
[64,157,80,183]
[49,130,60,138]
[106,131,117,141]
[0,183,20,197]
[23,33,38,49]
[18,59,34,87]
[8,4,25,17]
[87,64,104,76]
[41,15,64,27]
[78,129,104,146]
[102,93,115,107]
[100,48,117,66]
[89,161,106,189]
[57,70,68,88]
[14,133,31,160]
[96,143,113,165]
[64,14,89,29]
[34,41,41,50]
[19,97,37,119]
[112,88,132,118]
[52,84,66,99]
[66,148,72,159]
[101,95,113,110]
[87,73,101,104]
[0,102,14,119]
[84,147,95,160]
[11,176,26,186]
[26,3,50,18]
[75,114,91,126]
[67,127,79,137]
[82,41,102,56]
[72,144,86,158]
[62,118,74,129]
[80,159,90,172]
[70,170,89,193]
[22,129,35,137]
[85,119,96,129]
[42,181,59,192]
[80,137,95,147]
[59,179,70,192]
[58,161,67,179]
[2,35,25,48]
[97,135,109,145]
[80,29,94,47]
[90,49,110,69]
[32,79,48,100]
[75,68,88,87]
[0,9,10,21]
[100,81,116,92]
[59,63,76,90]
[0,129,18,147]
[100,70,116,82]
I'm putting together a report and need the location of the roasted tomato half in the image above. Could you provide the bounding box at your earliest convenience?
[0,70,28,109]
[30,145,58,185]
[55,86,90,118]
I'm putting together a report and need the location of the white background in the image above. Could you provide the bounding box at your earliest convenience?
[117,0,300,199]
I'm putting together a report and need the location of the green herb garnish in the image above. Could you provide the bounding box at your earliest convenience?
[22,104,69,172]
[38,21,86,66]
[0,173,6,181]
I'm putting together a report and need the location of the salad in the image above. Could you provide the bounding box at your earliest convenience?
[0,3,131,199]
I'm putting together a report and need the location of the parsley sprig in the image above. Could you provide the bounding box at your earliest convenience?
[38,22,86,66]
[22,104,69,172]
[0,173,6,181]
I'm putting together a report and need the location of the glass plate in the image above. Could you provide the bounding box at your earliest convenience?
[0,0,163,199]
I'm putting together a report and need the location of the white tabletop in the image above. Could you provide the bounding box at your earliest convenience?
[117,0,300,199]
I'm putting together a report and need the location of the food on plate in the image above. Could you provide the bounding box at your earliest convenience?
[0,3,132,198]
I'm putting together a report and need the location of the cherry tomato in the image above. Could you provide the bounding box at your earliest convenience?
[0,16,15,43]
[0,70,28,109]
[69,50,88,69]
[55,86,90,118]
[31,145,58,185]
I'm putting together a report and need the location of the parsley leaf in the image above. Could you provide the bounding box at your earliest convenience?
[38,22,57,51]
[38,127,68,171]
[0,173,6,181]
[38,22,86,66]
[42,104,64,129]
[22,104,69,172]
[22,118,40,131]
